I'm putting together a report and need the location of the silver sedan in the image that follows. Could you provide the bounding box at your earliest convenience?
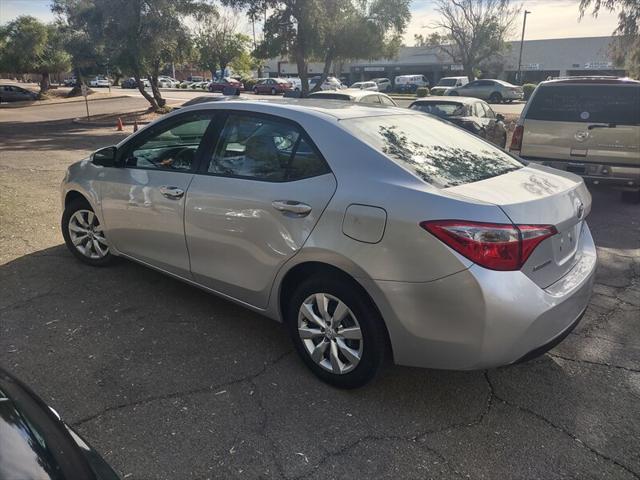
[61,100,596,388]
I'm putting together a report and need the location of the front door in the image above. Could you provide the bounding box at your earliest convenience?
[99,111,216,276]
[185,111,337,308]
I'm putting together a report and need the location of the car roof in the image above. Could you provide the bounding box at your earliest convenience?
[539,76,640,85]
[178,98,415,120]
[411,96,480,105]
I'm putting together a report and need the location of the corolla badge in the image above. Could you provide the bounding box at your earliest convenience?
[574,131,589,142]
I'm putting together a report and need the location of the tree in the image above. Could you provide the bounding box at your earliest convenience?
[580,0,640,78]
[414,34,427,47]
[53,0,211,110]
[309,0,410,92]
[195,13,251,80]
[0,16,71,93]
[427,0,519,82]
[224,0,410,96]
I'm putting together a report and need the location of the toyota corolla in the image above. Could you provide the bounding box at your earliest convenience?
[61,100,596,388]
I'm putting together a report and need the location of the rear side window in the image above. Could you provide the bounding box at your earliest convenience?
[342,114,522,188]
[527,84,640,124]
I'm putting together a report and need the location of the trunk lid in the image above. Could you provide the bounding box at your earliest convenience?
[447,164,592,288]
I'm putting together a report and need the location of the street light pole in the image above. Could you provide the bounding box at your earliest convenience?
[516,10,531,85]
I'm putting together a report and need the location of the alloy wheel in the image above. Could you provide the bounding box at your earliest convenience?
[297,293,363,374]
[68,209,109,259]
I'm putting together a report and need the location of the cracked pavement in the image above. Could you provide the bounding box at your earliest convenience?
[1,101,639,479]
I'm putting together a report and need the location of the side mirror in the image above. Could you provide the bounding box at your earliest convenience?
[496,113,505,122]
[92,146,117,167]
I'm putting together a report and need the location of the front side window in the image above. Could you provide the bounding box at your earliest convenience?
[121,113,213,171]
[207,114,330,181]
[380,95,396,106]
[341,114,522,188]
[527,84,640,124]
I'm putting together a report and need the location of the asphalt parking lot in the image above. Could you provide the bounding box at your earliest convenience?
[1,100,639,480]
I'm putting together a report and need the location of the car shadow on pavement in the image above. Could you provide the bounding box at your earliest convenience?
[0,118,129,152]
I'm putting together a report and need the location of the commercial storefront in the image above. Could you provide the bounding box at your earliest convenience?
[265,36,626,85]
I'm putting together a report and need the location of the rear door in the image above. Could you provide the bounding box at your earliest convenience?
[99,111,216,276]
[521,83,640,170]
[185,111,337,308]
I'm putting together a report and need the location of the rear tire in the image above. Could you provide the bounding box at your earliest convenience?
[621,190,640,204]
[62,198,115,267]
[489,92,502,104]
[285,274,387,388]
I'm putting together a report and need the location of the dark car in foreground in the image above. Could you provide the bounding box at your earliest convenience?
[410,97,508,147]
[208,77,244,94]
[0,368,120,480]
[0,84,38,102]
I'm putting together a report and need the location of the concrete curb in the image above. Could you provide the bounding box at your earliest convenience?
[0,94,130,109]
[72,117,152,127]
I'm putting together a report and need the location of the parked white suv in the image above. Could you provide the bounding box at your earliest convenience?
[431,76,469,96]
[510,76,640,203]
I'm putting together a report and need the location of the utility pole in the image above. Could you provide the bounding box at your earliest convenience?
[516,10,531,85]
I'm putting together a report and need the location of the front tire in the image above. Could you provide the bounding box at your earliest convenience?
[285,274,387,388]
[62,198,115,266]
[489,92,502,103]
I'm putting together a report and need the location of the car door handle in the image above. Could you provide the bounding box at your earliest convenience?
[272,200,312,216]
[160,186,185,199]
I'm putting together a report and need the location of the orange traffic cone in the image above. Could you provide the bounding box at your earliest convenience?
[133,120,138,132]
[116,117,123,131]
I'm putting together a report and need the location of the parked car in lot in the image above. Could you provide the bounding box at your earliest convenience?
[208,77,244,93]
[447,79,523,103]
[0,368,120,479]
[189,81,209,90]
[350,81,378,91]
[63,77,77,87]
[0,84,38,102]
[430,76,469,96]
[371,77,392,92]
[158,76,180,88]
[121,77,150,89]
[510,76,640,203]
[394,74,429,93]
[308,88,397,105]
[61,99,596,388]
[254,78,292,95]
[89,75,112,87]
[309,76,345,91]
[410,97,508,148]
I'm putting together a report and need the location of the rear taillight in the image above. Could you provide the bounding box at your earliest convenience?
[509,124,524,151]
[420,220,557,271]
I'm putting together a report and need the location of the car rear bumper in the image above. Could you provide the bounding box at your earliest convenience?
[503,91,524,100]
[369,222,596,370]
[522,157,640,190]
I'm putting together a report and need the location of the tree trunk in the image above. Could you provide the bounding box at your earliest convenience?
[310,49,334,93]
[464,64,475,82]
[40,72,51,94]
[149,62,166,108]
[134,72,159,111]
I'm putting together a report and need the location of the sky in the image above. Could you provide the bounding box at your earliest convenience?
[0,0,621,44]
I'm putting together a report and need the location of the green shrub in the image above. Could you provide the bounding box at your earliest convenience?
[522,83,536,100]
[180,83,187,89]
[416,87,430,97]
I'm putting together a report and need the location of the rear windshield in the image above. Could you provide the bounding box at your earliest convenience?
[309,93,351,101]
[410,102,468,117]
[527,84,640,124]
[341,114,522,188]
